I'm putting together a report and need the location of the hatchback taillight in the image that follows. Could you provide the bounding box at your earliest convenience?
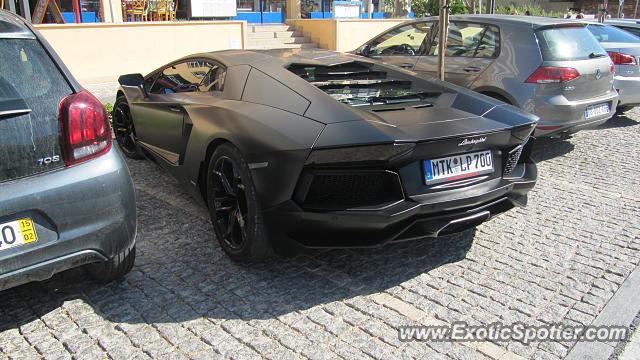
[607,51,637,65]
[59,90,111,166]
[525,67,580,83]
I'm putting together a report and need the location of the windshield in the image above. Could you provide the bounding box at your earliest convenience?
[536,26,607,61]
[587,24,640,43]
[288,62,438,106]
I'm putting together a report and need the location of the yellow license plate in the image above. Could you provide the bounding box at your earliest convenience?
[0,217,38,251]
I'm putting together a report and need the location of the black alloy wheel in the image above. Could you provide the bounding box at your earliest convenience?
[113,96,143,159]
[211,156,248,250]
[207,143,272,261]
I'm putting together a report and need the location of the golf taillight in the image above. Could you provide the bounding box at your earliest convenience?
[607,51,637,65]
[59,90,111,166]
[525,67,580,83]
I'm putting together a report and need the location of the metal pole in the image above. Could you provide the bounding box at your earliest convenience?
[109,0,117,22]
[18,0,30,22]
[635,0,639,18]
[8,0,17,13]
[437,0,449,81]
[618,0,624,18]
[602,0,608,22]
[73,0,81,22]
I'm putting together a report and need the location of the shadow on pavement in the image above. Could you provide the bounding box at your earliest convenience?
[0,184,476,328]
[592,112,639,131]
[531,137,575,162]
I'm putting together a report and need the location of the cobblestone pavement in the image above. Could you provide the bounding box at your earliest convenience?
[1,109,640,360]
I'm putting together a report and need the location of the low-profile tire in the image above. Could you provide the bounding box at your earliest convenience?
[86,246,136,283]
[113,95,144,159]
[207,143,273,262]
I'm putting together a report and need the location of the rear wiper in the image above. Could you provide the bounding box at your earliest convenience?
[0,108,31,118]
[0,98,32,118]
[589,52,607,58]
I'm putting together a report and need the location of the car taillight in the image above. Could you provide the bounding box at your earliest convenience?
[525,67,580,83]
[607,51,637,65]
[59,90,111,166]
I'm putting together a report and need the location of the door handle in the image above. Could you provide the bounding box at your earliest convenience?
[400,63,414,69]
[463,66,481,72]
[168,105,182,112]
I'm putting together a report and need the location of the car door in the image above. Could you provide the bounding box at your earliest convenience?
[133,59,215,165]
[362,22,434,71]
[414,21,500,86]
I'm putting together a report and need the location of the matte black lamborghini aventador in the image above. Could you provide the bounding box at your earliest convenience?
[113,49,538,261]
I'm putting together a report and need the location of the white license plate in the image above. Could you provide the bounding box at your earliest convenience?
[424,150,494,185]
[585,103,610,119]
[0,217,37,252]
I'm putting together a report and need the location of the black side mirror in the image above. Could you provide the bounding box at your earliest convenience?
[358,45,371,57]
[118,73,146,96]
[118,73,144,87]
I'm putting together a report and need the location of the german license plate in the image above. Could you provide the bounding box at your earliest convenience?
[424,150,494,185]
[0,217,37,251]
[585,103,610,119]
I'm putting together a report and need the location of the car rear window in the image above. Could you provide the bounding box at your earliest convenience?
[1,38,71,112]
[0,38,71,182]
[587,24,640,43]
[536,26,606,61]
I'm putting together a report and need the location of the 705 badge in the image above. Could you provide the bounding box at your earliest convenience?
[37,155,60,165]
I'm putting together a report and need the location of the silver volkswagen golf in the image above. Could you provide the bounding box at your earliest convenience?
[0,10,136,290]
[356,15,619,138]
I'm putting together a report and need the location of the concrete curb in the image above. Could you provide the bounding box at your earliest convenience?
[565,264,640,360]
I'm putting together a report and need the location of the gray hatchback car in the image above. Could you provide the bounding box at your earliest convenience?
[356,15,619,137]
[0,10,136,290]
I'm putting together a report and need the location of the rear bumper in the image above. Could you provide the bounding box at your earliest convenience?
[263,161,536,249]
[0,147,136,291]
[614,75,640,107]
[531,90,619,137]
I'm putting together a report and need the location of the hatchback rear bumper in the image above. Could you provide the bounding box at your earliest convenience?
[0,147,136,291]
[532,90,619,137]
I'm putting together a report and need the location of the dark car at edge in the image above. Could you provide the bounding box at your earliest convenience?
[114,49,538,261]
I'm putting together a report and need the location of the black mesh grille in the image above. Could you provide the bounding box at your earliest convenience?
[503,145,523,176]
[302,171,403,210]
